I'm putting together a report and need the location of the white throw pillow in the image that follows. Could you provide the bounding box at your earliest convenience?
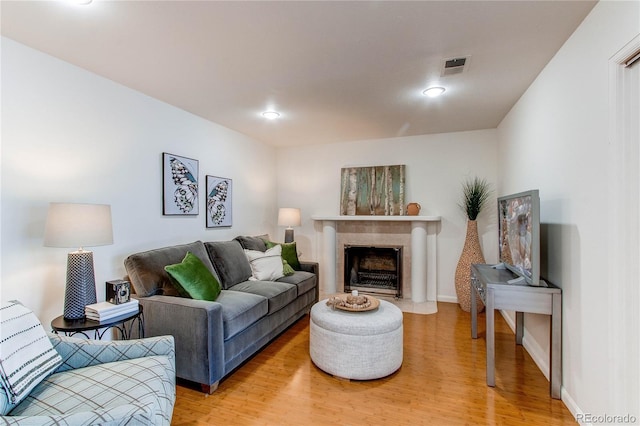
[244,245,285,281]
[0,301,62,407]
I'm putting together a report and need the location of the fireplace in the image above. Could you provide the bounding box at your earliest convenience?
[312,215,440,302]
[344,245,402,298]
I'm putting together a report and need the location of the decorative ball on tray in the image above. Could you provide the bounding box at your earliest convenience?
[326,290,379,312]
[346,294,367,305]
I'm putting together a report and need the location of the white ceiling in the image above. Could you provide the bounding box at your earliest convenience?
[1,0,597,147]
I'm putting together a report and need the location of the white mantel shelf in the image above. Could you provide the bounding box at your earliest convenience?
[312,215,440,303]
[311,215,441,222]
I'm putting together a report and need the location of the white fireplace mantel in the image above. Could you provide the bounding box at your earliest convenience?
[310,215,441,222]
[311,215,441,303]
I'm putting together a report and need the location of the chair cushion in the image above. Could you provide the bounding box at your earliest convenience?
[165,252,221,301]
[9,355,175,426]
[6,402,163,425]
[0,383,17,416]
[0,301,62,410]
[204,241,253,289]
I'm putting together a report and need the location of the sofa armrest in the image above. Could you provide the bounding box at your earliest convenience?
[133,295,225,388]
[51,334,175,373]
[299,261,319,302]
[298,261,318,275]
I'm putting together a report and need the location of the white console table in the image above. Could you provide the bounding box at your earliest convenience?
[470,263,562,399]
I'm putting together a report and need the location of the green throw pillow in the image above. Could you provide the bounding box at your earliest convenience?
[164,252,221,301]
[266,241,301,270]
[282,259,295,276]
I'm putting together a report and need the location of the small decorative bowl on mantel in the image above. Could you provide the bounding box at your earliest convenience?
[407,202,421,216]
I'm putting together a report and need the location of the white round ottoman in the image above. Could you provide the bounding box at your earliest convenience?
[309,298,403,380]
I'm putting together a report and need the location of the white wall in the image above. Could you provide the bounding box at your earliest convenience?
[497,0,639,420]
[0,38,278,326]
[276,129,498,301]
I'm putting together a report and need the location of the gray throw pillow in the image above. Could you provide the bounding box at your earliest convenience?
[205,240,253,289]
[234,235,269,252]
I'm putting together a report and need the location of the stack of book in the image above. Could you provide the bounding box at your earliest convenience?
[85,299,139,322]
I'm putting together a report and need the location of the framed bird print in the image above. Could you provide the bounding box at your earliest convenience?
[162,152,199,215]
[206,175,232,228]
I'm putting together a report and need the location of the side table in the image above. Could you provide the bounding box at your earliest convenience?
[51,305,144,340]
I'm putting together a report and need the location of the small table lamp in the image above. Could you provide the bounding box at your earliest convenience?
[278,208,301,243]
[44,203,113,319]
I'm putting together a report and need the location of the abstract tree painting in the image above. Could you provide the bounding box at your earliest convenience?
[340,165,405,215]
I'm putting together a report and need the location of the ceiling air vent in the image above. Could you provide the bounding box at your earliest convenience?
[441,56,470,76]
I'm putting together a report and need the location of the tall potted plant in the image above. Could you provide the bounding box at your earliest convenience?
[455,177,491,312]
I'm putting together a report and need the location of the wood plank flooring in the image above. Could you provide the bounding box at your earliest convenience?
[172,302,576,425]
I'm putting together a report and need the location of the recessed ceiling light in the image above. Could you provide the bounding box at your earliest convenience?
[262,111,281,119]
[67,0,93,4]
[422,87,446,98]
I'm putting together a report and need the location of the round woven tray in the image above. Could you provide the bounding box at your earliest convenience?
[327,294,380,312]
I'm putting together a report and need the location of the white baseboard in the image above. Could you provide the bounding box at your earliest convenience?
[437,295,458,303]
[562,388,589,425]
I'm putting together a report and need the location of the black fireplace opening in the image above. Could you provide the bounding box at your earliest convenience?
[344,245,402,298]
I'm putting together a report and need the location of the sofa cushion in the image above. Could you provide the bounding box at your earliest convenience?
[9,355,175,426]
[265,241,301,270]
[215,291,269,340]
[234,235,269,252]
[244,245,285,281]
[205,241,253,289]
[228,281,297,315]
[277,271,317,297]
[125,241,217,297]
[0,301,62,409]
[165,252,221,301]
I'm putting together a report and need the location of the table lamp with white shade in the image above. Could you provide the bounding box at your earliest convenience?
[278,207,301,243]
[44,202,113,319]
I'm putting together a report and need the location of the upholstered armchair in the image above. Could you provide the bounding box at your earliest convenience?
[1,333,176,425]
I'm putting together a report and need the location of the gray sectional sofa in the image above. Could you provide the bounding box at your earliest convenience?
[124,236,318,393]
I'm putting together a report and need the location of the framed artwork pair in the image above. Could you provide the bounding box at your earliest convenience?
[162,152,232,228]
